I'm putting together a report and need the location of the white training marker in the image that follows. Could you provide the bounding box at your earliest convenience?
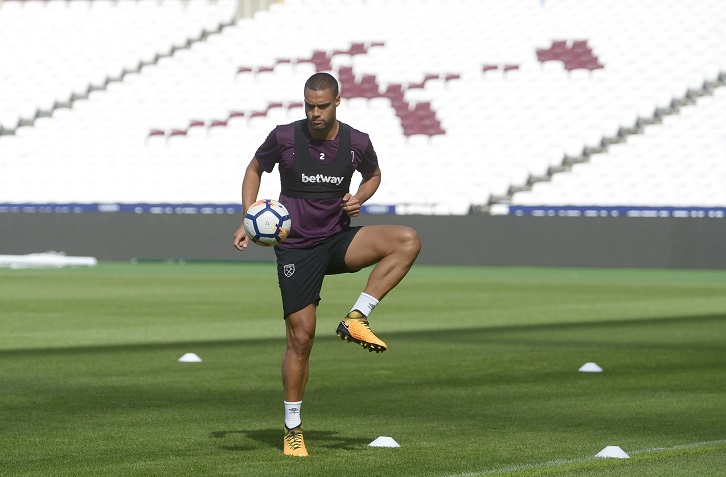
[368,436,400,448]
[578,362,603,372]
[596,446,630,459]
[178,352,203,363]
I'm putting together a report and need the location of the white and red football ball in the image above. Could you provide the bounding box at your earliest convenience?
[243,199,292,246]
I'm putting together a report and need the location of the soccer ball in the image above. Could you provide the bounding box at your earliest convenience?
[243,199,292,246]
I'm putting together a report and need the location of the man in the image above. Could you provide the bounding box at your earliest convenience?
[232,72,421,457]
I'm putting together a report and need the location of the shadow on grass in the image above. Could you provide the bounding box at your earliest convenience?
[2,313,724,357]
[210,429,370,452]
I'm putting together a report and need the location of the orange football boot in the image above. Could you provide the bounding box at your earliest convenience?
[283,425,308,457]
[335,310,387,353]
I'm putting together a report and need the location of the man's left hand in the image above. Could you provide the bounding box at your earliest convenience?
[341,193,361,217]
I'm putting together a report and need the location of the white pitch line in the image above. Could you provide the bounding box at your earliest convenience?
[628,439,726,455]
[441,439,726,477]
[444,456,591,477]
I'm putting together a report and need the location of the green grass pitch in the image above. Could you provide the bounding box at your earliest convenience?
[1,262,725,476]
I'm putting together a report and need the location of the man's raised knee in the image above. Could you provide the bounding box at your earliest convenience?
[399,227,422,257]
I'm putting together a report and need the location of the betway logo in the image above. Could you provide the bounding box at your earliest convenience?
[301,173,344,185]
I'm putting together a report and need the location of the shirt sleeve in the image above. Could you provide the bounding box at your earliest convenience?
[254,127,280,173]
[356,139,379,176]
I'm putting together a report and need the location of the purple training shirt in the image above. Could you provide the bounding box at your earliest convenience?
[254,120,379,249]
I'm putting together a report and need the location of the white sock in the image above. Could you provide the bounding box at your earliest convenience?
[350,292,379,317]
[284,400,302,429]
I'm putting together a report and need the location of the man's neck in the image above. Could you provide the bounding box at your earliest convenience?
[308,120,339,141]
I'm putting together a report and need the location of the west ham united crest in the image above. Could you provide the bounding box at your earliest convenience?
[284,264,295,277]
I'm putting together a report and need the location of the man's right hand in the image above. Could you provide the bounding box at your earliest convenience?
[233,225,250,251]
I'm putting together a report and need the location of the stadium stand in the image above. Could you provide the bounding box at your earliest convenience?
[511,89,726,212]
[0,0,724,216]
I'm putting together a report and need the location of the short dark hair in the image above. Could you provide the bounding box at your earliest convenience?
[304,72,339,97]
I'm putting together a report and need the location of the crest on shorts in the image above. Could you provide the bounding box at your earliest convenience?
[283,264,295,277]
